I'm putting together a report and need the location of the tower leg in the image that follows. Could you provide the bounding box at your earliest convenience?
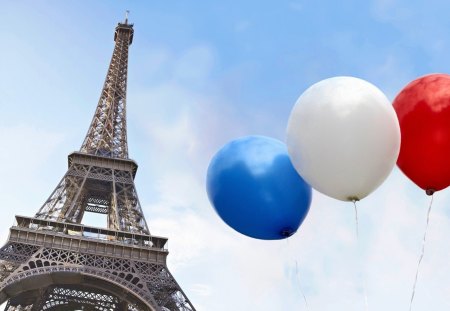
[119,301,129,311]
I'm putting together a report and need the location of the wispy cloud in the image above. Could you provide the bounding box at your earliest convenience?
[0,124,65,237]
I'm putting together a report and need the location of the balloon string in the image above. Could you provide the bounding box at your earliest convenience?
[353,200,359,238]
[409,194,434,311]
[353,200,369,311]
[286,239,309,310]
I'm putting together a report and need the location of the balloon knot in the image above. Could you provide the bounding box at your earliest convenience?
[281,227,295,238]
[348,196,359,202]
[426,189,435,196]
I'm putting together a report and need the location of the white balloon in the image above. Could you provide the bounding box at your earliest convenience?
[286,76,400,201]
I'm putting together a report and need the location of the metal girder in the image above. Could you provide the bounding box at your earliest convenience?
[1,17,196,311]
[80,22,131,159]
[34,159,149,234]
[0,239,194,311]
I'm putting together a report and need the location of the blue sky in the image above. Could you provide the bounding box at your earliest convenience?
[0,1,450,310]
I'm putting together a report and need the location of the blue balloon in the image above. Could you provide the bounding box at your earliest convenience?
[206,136,312,240]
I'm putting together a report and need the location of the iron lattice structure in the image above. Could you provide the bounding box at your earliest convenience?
[0,18,195,311]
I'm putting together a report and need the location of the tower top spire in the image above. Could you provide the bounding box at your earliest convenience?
[80,19,133,158]
[125,10,130,24]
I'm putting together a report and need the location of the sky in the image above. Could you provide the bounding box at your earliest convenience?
[0,0,449,310]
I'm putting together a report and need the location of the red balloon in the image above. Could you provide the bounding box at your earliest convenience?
[393,74,450,194]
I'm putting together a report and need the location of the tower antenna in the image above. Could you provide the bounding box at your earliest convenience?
[125,10,130,24]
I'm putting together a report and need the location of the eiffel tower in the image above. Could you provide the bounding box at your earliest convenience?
[0,15,196,311]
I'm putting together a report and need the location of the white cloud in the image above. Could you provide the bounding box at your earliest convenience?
[2,10,449,309]
[129,40,450,310]
[189,283,212,297]
[370,0,450,71]
[173,46,215,86]
[0,124,65,238]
